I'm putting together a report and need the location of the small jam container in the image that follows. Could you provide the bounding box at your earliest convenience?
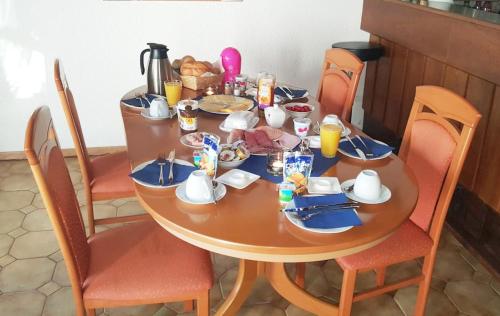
[177,99,199,132]
[279,182,295,204]
[193,150,202,167]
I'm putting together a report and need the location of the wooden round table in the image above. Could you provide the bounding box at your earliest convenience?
[120,87,418,316]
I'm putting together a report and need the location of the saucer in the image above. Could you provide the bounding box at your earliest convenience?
[305,136,321,148]
[307,177,341,195]
[314,125,351,138]
[340,179,391,204]
[141,107,176,120]
[175,182,227,205]
[219,116,259,133]
[337,139,392,161]
[216,169,260,189]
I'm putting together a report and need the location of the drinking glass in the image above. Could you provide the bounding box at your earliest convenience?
[320,123,342,158]
[164,80,182,107]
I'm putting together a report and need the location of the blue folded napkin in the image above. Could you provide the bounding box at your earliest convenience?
[339,136,394,158]
[298,208,362,229]
[129,159,196,186]
[292,193,348,209]
[122,94,159,108]
[275,86,308,99]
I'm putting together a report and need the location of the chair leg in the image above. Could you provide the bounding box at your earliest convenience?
[414,254,435,316]
[85,193,95,235]
[85,309,96,316]
[339,269,357,316]
[196,290,210,316]
[294,262,306,288]
[375,267,386,287]
[184,299,195,312]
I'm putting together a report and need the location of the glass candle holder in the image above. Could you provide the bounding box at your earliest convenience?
[266,150,284,176]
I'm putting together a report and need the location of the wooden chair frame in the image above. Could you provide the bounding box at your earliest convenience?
[54,59,149,235]
[25,106,209,316]
[316,48,364,122]
[337,86,481,316]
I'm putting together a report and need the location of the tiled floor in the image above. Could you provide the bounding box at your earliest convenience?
[0,158,499,316]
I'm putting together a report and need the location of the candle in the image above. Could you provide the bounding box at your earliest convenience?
[267,150,284,175]
[205,86,215,96]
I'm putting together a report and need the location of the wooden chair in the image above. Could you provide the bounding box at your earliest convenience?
[316,48,364,122]
[25,106,212,316]
[54,59,148,235]
[334,86,481,315]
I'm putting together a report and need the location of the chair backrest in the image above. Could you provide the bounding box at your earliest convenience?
[54,59,93,188]
[24,106,89,307]
[399,86,481,243]
[316,48,364,122]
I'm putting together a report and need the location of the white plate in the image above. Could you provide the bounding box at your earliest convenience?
[215,169,260,190]
[340,179,391,204]
[175,182,227,204]
[284,206,357,234]
[180,132,220,149]
[131,159,194,189]
[313,125,351,138]
[199,95,255,115]
[219,116,260,133]
[307,177,341,195]
[337,138,392,160]
[305,136,321,148]
[141,107,176,120]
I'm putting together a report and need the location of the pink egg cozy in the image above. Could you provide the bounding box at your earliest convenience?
[220,47,241,83]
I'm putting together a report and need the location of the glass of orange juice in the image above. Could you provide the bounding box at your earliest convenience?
[164,80,182,107]
[320,123,342,158]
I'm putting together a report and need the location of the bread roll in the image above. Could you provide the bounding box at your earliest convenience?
[181,55,195,64]
[180,61,210,77]
[172,59,182,70]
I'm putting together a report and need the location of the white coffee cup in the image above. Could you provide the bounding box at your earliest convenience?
[185,170,213,202]
[293,117,311,138]
[322,114,346,132]
[149,98,169,117]
[353,169,382,201]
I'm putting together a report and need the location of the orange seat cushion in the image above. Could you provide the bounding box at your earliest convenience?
[90,151,135,200]
[337,220,433,270]
[83,220,213,304]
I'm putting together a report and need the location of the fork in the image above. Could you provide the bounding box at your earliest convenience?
[135,93,146,109]
[167,150,175,184]
[158,153,166,185]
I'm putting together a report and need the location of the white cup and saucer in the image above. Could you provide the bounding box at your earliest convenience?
[176,170,227,204]
[142,97,171,120]
[314,114,351,137]
[341,169,391,204]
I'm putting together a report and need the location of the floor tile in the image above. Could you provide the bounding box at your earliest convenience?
[0,210,25,233]
[394,286,459,316]
[42,287,76,316]
[152,306,176,316]
[117,201,146,217]
[10,231,59,259]
[285,303,315,316]
[105,303,164,316]
[432,249,474,282]
[8,227,27,238]
[385,260,421,284]
[38,280,61,296]
[0,291,46,316]
[0,258,55,292]
[491,279,500,296]
[0,255,15,267]
[0,234,13,257]
[444,280,500,316]
[31,193,46,208]
[49,250,64,262]
[304,263,330,297]
[53,261,71,286]
[22,208,53,231]
[19,205,36,214]
[351,294,404,316]
[80,204,117,226]
[213,253,239,271]
[236,304,285,316]
[0,174,37,191]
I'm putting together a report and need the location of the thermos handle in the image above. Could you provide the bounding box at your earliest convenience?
[140,48,150,75]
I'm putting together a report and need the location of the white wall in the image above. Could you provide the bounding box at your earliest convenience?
[0,0,368,152]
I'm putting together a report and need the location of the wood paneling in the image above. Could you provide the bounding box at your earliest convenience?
[423,57,445,86]
[384,44,409,132]
[398,51,425,135]
[362,35,381,115]
[442,66,469,96]
[371,39,393,122]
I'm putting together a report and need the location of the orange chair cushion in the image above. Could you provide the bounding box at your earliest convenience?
[320,72,349,117]
[406,120,456,231]
[90,151,135,200]
[83,220,213,304]
[337,220,433,270]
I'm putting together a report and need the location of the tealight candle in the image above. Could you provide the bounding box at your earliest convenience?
[267,150,284,175]
[205,86,215,96]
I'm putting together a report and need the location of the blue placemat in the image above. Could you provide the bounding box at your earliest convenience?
[275,86,308,100]
[237,148,340,183]
[339,136,394,158]
[129,159,196,187]
[292,193,348,209]
[122,94,159,108]
[299,208,362,229]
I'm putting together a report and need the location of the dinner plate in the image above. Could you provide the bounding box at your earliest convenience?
[141,107,176,120]
[307,177,342,195]
[175,182,227,204]
[215,169,260,190]
[180,132,220,149]
[199,95,254,115]
[284,207,357,234]
[337,138,392,160]
[219,116,260,133]
[340,179,391,204]
[313,124,351,138]
[131,159,194,189]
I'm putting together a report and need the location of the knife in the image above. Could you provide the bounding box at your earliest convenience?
[354,135,374,158]
[345,135,367,160]
[167,149,175,184]
[283,202,359,212]
[299,206,359,221]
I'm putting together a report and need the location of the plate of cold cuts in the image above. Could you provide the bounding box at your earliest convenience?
[227,126,301,155]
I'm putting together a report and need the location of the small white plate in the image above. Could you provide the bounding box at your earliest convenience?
[175,182,227,204]
[131,159,194,189]
[305,136,321,148]
[313,125,351,138]
[337,138,392,161]
[219,116,260,133]
[216,169,260,190]
[284,207,357,234]
[141,107,176,120]
[307,177,341,195]
[340,179,391,204]
[180,132,220,149]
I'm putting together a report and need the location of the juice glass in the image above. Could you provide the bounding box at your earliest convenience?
[164,80,182,107]
[320,123,342,158]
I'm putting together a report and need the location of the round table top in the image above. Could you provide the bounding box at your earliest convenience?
[120,87,418,262]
